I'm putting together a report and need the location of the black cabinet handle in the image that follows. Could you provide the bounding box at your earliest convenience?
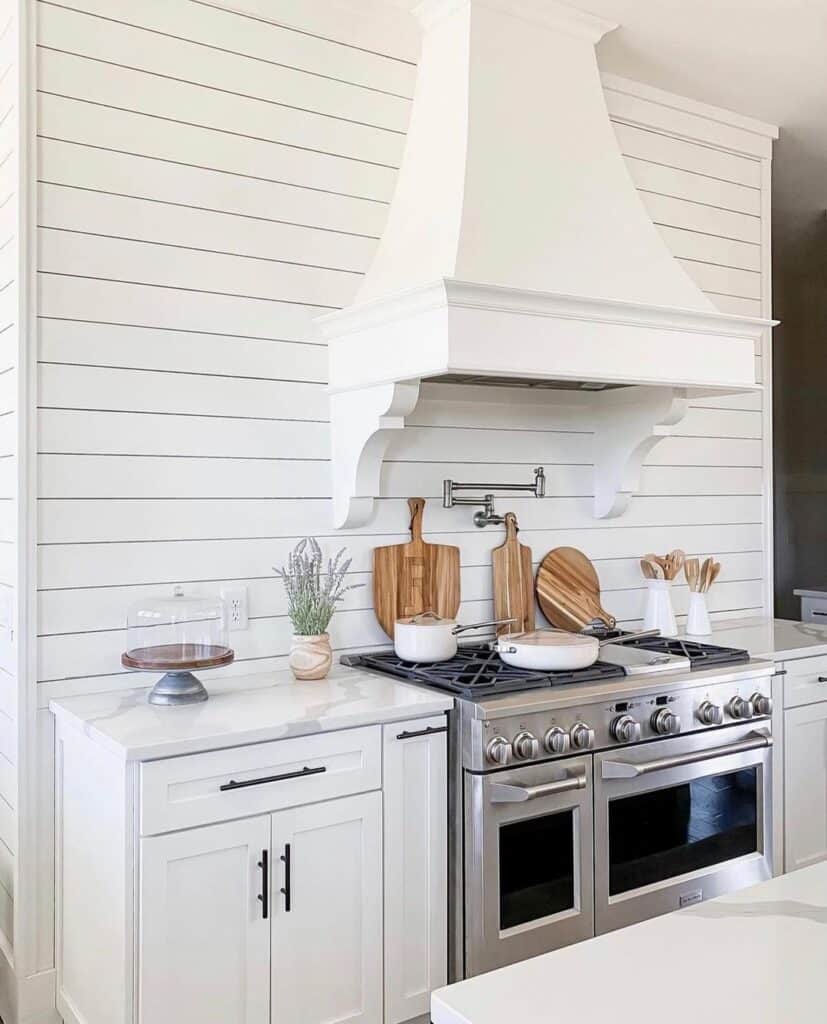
[396,725,447,741]
[818,677,827,684]
[280,843,291,912]
[257,849,268,919]
[220,765,326,792]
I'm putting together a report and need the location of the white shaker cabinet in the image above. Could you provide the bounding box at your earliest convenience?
[271,792,383,1024]
[383,717,448,1024]
[53,688,451,1024]
[140,816,271,1024]
[784,699,827,872]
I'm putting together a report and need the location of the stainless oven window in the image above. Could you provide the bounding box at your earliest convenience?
[499,809,575,928]
[608,767,758,896]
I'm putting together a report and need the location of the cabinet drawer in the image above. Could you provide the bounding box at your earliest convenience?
[800,597,827,624]
[783,654,827,708]
[140,726,381,835]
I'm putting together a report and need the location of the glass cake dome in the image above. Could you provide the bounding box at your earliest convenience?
[122,588,233,706]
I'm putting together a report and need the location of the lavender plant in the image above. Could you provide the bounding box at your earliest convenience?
[274,538,362,636]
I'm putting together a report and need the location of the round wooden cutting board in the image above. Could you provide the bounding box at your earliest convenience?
[535,546,616,631]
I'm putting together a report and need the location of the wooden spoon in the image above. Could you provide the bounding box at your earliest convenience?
[664,549,685,581]
[642,554,665,579]
[684,557,700,592]
[640,558,658,580]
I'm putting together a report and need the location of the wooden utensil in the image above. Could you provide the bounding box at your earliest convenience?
[643,553,666,579]
[536,547,616,632]
[663,549,685,580]
[372,498,461,639]
[492,513,535,638]
[684,557,700,592]
[640,558,658,580]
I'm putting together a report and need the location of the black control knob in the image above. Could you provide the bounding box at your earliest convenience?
[611,715,641,744]
[651,708,681,735]
[728,696,753,720]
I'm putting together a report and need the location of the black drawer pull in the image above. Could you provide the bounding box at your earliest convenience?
[280,843,291,912]
[396,725,448,741]
[818,677,827,684]
[257,849,268,919]
[220,765,326,792]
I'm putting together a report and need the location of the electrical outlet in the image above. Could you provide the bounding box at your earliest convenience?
[221,586,249,631]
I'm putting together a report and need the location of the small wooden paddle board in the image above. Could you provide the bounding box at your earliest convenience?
[492,513,535,637]
[535,546,616,631]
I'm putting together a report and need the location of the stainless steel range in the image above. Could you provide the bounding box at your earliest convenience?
[344,636,776,980]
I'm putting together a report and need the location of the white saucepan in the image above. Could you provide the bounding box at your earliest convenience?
[394,612,515,663]
[493,628,660,672]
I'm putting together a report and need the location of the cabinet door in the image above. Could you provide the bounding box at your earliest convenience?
[271,792,382,1024]
[383,717,447,1024]
[785,701,827,871]
[139,816,270,1024]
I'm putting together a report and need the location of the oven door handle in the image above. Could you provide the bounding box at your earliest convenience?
[601,730,772,779]
[489,770,587,803]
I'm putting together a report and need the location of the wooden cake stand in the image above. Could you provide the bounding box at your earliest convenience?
[121,644,234,706]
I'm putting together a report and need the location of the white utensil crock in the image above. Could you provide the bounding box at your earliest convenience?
[643,579,678,638]
[686,591,712,637]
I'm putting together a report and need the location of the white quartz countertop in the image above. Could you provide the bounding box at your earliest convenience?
[49,665,453,761]
[432,862,827,1024]
[707,616,827,661]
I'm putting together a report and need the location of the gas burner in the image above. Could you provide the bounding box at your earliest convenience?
[342,644,625,698]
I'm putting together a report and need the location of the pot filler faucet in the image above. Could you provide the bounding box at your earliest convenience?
[443,467,546,527]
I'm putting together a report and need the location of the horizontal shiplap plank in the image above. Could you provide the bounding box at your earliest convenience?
[38,93,397,202]
[707,293,764,318]
[39,364,327,420]
[38,184,378,271]
[678,258,761,301]
[38,2,412,132]
[39,275,330,343]
[38,48,407,167]
[39,138,390,238]
[37,493,763,545]
[656,225,760,273]
[38,576,765,682]
[45,0,418,97]
[613,122,762,187]
[38,520,764,591]
[639,190,761,244]
[624,156,760,215]
[38,228,362,309]
[39,551,767,636]
[39,320,328,382]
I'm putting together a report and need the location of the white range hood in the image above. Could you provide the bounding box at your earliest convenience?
[319,0,776,529]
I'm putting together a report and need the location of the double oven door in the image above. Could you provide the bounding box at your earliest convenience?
[463,756,594,978]
[462,723,773,978]
[594,721,773,934]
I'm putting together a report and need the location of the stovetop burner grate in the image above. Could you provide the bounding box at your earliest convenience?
[342,644,626,697]
[601,632,751,669]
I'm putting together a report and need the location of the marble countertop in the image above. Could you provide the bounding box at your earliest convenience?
[50,665,454,761]
[707,616,827,661]
[432,862,827,1024]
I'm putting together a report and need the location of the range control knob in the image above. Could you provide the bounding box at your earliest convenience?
[512,731,540,761]
[751,692,773,717]
[570,722,595,750]
[486,736,512,766]
[728,696,754,720]
[611,715,641,744]
[697,701,724,726]
[651,708,681,735]
[544,726,570,755]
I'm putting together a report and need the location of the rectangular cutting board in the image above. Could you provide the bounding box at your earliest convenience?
[372,498,461,639]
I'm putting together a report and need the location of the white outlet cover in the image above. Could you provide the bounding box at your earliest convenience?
[220,586,249,631]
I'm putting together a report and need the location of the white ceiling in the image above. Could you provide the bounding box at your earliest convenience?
[588,0,827,247]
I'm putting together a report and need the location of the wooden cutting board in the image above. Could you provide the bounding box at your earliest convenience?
[492,513,535,637]
[372,497,461,639]
[535,546,616,631]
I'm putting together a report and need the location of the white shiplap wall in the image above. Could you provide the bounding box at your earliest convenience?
[33,0,773,711]
[0,0,18,962]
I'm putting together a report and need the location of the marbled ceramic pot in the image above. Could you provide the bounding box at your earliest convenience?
[289,632,332,680]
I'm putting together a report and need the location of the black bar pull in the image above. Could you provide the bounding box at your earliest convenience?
[220,765,327,792]
[280,843,291,912]
[257,849,268,919]
[396,725,448,741]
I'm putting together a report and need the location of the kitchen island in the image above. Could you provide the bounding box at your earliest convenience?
[432,862,827,1024]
